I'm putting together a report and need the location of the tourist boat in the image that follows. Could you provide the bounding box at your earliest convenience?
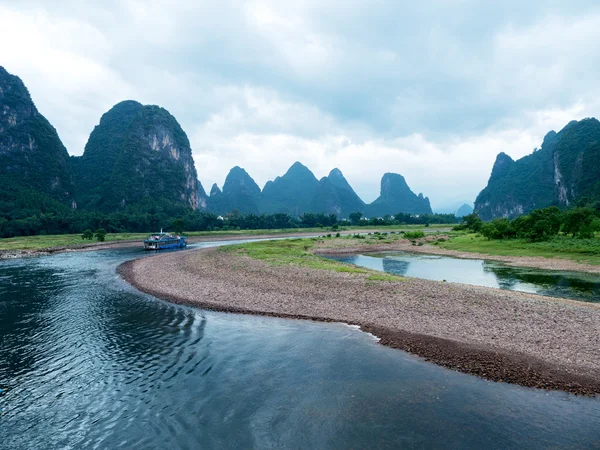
[143,230,187,250]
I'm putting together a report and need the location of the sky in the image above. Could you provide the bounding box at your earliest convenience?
[2,0,600,210]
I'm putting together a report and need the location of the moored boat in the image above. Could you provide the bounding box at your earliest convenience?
[143,230,187,250]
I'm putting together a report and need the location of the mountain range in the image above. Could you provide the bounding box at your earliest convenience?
[205,162,432,217]
[475,118,600,220]
[0,66,432,220]
[10,65,599,224]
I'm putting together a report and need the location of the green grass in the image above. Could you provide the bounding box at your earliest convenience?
[0,233,149,251]
[221,239,367,273]
[220,238,406,281]
[438,233,600,265]
[0,224,453,252]
[366,274,404,282]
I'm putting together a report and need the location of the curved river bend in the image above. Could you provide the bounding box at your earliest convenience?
[1,241,600,449]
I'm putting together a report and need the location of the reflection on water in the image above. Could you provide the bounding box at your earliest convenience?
[327,252,600,302]
[1,243,600,449]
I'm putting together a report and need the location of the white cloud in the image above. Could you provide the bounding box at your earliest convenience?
[1,1,600,208]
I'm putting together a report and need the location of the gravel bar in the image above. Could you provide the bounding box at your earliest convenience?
[119,245,600,396]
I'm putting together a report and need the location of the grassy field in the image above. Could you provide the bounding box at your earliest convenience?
[220,238,405,281]
[0,233,150,251]
[0,224,452,252]
[438,233,600,265]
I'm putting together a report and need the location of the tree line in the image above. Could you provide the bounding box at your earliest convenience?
[456,206,600,241]
[0,202,458,238]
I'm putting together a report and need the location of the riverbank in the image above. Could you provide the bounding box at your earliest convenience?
[0,229,398,259]
[438,233,600,266]
[120,238,600,396]
[0,227,451,259]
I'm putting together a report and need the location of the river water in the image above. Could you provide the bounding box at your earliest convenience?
[326,252,600,303]
[1,241,600,449]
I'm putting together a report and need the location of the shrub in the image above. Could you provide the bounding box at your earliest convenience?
[404,231,425,239]
[94,228,107,242]
[81,229,93,240]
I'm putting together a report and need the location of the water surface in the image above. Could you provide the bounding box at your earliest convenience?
[1,242,600,448]
[327,252,600,302]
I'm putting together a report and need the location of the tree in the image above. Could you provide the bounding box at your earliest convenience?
[171,218,185,234]
[349,212,363,225]
[81,229,94,240]
[461,213,483,232]
[94,228,107,242]
[562,207,598,238]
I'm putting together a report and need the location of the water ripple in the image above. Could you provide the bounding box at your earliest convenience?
[1,246,600,449]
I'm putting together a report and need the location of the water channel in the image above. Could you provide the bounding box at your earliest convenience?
[1,241,599,448]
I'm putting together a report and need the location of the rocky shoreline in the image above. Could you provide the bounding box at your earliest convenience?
[119,243,600,396]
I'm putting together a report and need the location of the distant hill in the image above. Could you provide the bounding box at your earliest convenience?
[260,162,319,216]
[366,173,432,217]
[205,163,430,218]
[208,166,261,215]
[310,168,365,217]
[475,118,600,220]
[0,66,74,209]
[455,204,474,218]
[73,101,203,211]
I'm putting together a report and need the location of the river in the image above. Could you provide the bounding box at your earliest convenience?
[1,241,600,448]
[326,252,600,303]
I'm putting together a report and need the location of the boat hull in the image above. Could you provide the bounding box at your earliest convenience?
[143,237,187,250]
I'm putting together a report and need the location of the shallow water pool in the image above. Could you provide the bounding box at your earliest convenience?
[326,252,600,302]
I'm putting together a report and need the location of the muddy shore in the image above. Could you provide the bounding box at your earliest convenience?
[119,244,600,396]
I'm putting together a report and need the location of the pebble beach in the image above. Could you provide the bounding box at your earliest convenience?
[120,241,600,396]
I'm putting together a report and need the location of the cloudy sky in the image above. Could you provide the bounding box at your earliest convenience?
[2,0,600,209]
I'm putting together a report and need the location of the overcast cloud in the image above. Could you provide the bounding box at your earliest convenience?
[2,0,600,209]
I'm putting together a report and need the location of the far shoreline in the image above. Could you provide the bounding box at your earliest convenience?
[0,229,392,260]
[118,241,600,396]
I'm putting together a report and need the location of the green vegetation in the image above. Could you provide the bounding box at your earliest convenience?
[404,231,426,240]
[74,102,199,212]
[81,229,93,240]
[220,238,405,280]
[0,224,445,252]
[0,233,150,251]
[439,233,600,265]
[456,207,600,242]
[221,239,367,273]
[366,274,404,282]
[94,228,107,242]
[438,205,600,264]
[475,118,600,220]
[0,67,74,211]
